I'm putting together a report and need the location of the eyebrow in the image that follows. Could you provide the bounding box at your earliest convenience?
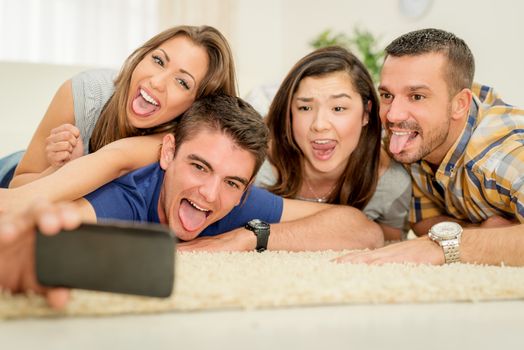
[187,154,249,187]
[408,84,431,92]
[378,84,432,93]
[158,48,196,84]
[295,93,352,102]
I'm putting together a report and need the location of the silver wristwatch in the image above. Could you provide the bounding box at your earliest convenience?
[428,221,463,264]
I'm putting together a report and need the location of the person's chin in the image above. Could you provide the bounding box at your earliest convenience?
[392,148,421,164]
[175,229,201,242]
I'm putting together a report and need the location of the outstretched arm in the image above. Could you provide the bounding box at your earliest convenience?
[179,200,384,252]
[335,222,524,266]
[0,200,82,308]
[2,134,165,213]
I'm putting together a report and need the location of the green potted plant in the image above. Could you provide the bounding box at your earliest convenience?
[310,27,385,84]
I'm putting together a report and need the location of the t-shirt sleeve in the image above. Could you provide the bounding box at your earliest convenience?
[199,186,284,237]
[254,158,277,187]
[71,68,117,154]
[364,161,411,230]
[84,182,146,222]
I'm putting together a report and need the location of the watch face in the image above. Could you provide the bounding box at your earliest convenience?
[431,222,462,239]
[249,219,270,230]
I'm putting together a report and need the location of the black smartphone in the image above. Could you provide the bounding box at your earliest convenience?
[35,221,176,298]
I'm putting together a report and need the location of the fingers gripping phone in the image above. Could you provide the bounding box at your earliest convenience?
[36,222,176,298]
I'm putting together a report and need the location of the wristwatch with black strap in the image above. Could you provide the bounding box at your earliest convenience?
[428,221,463,264]
[245,219,270,252]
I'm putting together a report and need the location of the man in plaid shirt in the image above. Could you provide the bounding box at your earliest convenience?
[338,28,524,266]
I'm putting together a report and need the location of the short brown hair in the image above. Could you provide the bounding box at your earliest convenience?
[174,94,268,181]
[90,25,237,152]
[266,46,381,209]
[385,28,475,96]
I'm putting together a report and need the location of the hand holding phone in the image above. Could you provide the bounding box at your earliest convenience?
[36,222,175,298]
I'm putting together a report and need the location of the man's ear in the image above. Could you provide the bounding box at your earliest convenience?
[451,88,473,121]
[159,134,176,170]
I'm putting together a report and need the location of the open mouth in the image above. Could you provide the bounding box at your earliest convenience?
[311,139,336,160]
[388,130,419,155]
[131,88,160,117]
[178,198,212,233]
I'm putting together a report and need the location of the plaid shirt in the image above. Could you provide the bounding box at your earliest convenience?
[409,83,524,224]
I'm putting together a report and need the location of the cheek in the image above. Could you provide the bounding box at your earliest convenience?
[291,117,309,145]
[338,120,364,150]
[166,93,195,116]
[219,191,243,213]
[131,61,147,83]
[336,117,363,138]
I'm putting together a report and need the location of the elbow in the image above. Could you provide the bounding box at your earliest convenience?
[366,220,385,249]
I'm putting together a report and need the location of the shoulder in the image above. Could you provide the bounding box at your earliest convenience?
[254,159,277,187]
[84,163,163,221]
[71,68,118,101]
[364,158,411,228]
[467,98,524,173]
[376,158,411,197]
[72,68,118,86]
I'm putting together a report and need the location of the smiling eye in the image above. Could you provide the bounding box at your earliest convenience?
[177,78,190,90]
[152,55,164,67]
[380,92,392,100]
[191,163,205,172]
[225,180,240,190]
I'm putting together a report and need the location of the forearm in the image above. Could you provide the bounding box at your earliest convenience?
[8,149,131,210]
[268,206,384,251]
[461,224,524,266]
[9,166,59,188]
[411,215,473,236]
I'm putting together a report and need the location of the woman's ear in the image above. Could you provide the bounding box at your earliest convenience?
[362,100,371,126]
[159,134,176,170]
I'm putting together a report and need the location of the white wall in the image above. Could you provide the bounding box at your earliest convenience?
[1,0,523,158]
[232,0,524,106]
[0,62,90,157]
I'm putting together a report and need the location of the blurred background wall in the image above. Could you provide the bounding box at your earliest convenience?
[0,0,523,155]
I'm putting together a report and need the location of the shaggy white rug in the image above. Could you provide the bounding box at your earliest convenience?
[2,250,524,319]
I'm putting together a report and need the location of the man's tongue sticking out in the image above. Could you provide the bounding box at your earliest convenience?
[132,94,159,116]
[178,199,207,232]
[388,133,411,155]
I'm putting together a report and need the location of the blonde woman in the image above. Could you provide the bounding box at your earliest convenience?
[0,25,236,210]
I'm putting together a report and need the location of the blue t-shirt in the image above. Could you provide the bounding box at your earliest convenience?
[84,163,284,236]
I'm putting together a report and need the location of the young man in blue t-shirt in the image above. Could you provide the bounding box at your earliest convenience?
[0,95,383,306]
[76,94,276,241]
[75,94,350,243]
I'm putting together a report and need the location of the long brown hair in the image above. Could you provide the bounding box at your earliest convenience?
[89,25,237,152]
[266,46,381,209]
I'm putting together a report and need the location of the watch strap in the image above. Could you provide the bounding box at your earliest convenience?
[255,228,270,252]
[441,238,460,264]
[245,220,270,252]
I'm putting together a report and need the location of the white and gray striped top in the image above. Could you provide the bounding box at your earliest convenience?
[71,68,117,154]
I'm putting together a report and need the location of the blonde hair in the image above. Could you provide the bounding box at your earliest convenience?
[89,25,237,152]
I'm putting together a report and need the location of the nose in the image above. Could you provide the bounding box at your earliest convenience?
[383,97,409,124]
[311,108,331,132]
[149,71,169,92]
[198,176,221,203]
